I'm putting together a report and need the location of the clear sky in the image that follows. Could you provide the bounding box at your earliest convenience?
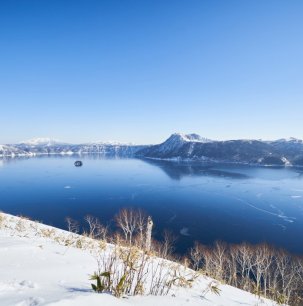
[0,0,302,144]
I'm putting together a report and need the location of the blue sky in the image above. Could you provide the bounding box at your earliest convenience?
[0,0,302,144]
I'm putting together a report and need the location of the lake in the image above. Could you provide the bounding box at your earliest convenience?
[0,156,303,254]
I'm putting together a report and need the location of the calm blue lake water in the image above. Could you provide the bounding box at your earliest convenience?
[1,156,303,254]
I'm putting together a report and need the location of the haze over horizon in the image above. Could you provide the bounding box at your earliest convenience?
[1,0,303,144]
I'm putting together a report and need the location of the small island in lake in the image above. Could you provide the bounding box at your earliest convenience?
[74,160,83,167]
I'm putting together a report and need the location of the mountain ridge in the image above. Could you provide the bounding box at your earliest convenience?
[1,133,303,166]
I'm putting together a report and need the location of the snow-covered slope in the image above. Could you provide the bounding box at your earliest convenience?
[20,138,64,146]
[137,134,303,165]
[170,133,212,143]
[136,133,213,159]
[0,145,32,157]
[0,213,277,306]
[0,142,147,158]
[274,137,303,144]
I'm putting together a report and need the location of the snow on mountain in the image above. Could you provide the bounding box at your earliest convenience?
[168,133,212,144]
[274,137,303,143]
[0,212,277,306]
[85,141,136,146]
[1,133,303,166]
[20,137,64,146]
[177,133,212,143]
[137,134,303,165]
[0,141,146,158]
[142,133,212,154]
[0,144,32,157]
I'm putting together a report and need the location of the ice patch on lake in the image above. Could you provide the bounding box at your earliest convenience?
[277,224,287,231]
[64,186,71,189]
[168,214,177,223]
[291,195,302,199]
[180,227,190,236]
[276,210,295,223]
[272,187,280,191]
[235,197,296,223]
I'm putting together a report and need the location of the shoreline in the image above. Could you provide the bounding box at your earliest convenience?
[1,153,302,168]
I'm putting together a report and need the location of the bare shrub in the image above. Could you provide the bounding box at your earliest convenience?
[190,241,205,271]
[151,230,177,260]
[0,213,5,228]
[40,228,56,238]
[15,218,27,233]
[189,240,303,305]
[161,230,177,258]
[115,208,147,246]
[201,281,221,298]
[84,215,108,240]
[65,217,79,233]
[90,239,195,299]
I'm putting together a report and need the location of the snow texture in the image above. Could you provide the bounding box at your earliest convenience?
[0,213,279,306]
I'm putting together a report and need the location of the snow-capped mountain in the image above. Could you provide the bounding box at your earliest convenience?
[137,134,303,166]
[136,133,212,158]
[0,145,32,157]
[0,138,148,158]
[19,137,64,146]
[171,133,212,143]
[274,137,303,143]
[1,133,303,166]
[85,141,136,146]
[72,143,147,157]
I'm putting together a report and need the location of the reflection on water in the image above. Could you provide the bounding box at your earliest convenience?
[143,158,250,180]
[0,155,303,254]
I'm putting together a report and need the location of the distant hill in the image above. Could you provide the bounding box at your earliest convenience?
[137,133,303,166]
[1,134,303,166]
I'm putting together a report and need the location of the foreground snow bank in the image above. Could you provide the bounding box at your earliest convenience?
[0,213,277,306]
